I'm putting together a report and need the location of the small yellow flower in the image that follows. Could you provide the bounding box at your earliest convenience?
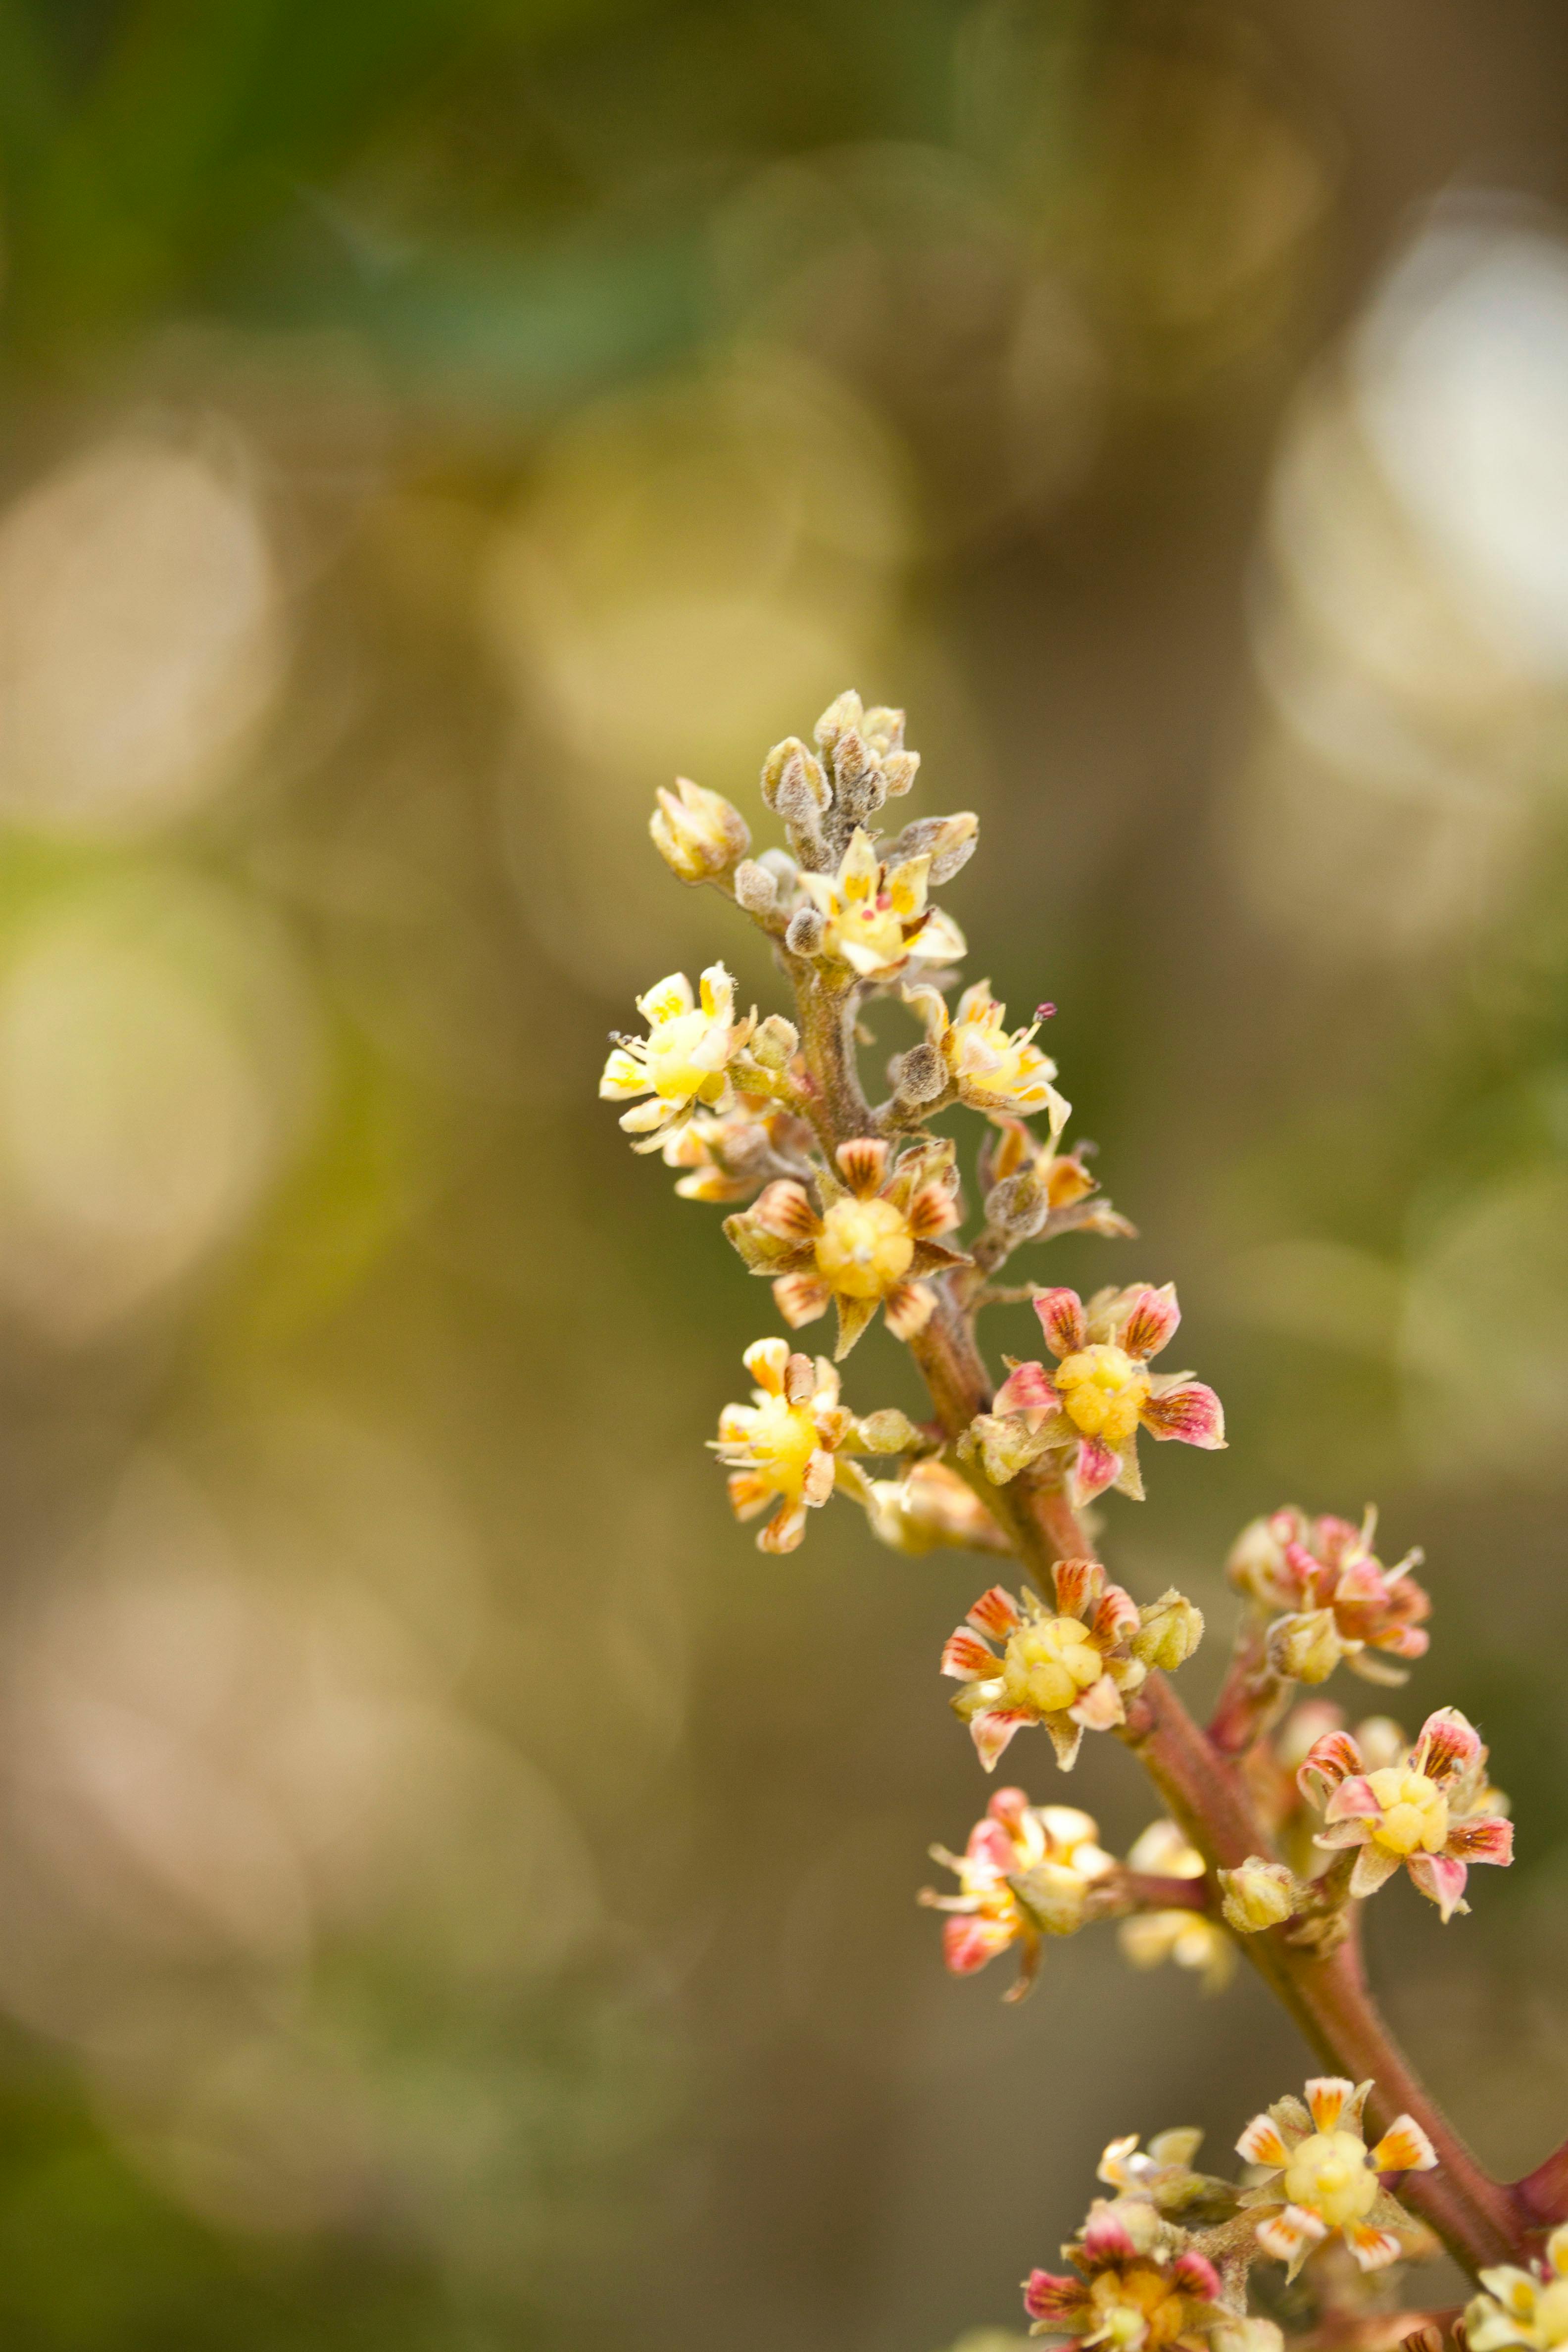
[1118,1821,1234,1992]
[599,965,752,1150]
[713,1339,855,1554]
[1468,2224,1568,2352]
[794,827,966,980]
[905,980,1070,1123]
[921,1785,1115,2001]
[1236,2077,1435,2279]
[649,775,750,882]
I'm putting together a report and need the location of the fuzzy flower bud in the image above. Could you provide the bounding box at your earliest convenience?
[760,735,829,813]
[864,1461,1010,1556]
[785,905,826,956]
[893,1039,948,1106]
[1267,1608,1343,1684]
[733,858,778,916]
[1131,1589,1204,1671]
[1218,1858,1299,1935]
[853,1407,924,1455]
[883,811,978,884]
[747,1013,800,1072]
[649,775,750,882]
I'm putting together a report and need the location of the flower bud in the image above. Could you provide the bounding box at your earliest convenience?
[733,858,778,916]
[813,688,864,753]
[1218,1857,1298,1935]
[1226,1513,1289,1596]
[649,776,750,882]
[865,1461,1005,1556]
[1013,1859,1092,1937]
[1131,1590,1204,1671]
[853,1408,923,1455]
[749,1014,799,1072]
[785,906,826,957]
[1267,1608,1343,1685]
[894,1040,948,1105]
[883,811,978,885]
[760,735,828,812]
[984,1170,1048,1240]
[879,748,920,796]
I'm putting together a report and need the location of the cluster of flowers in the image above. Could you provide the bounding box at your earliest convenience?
[601,689,1532,2347]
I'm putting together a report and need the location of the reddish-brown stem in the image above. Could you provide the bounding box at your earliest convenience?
[1514,2139,1568,2228]
[1207,1622,1288,1757]
[1106,1870,1213,1914]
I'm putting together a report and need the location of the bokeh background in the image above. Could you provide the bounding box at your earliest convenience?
[0,2,1567,2345]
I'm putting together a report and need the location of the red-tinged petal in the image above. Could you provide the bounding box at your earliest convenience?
[1141,1382,1225,1449]
[969,1586,1024,1641]
[835,1136,888,1197]
[966,1819,1018,1875]
[1344,2225,1403,2274]
[1088,1583,1140,1650]
[1070,1435,1121,1507]
[1032,1287,1087,1359]
[907,1181,959,1240]
[1052,1558,1105,1619]
[774,1271,832,1327]
[883,1280,935,1341]
[758,1500,808,1554]
[1255,2205,1327,2265]
[1447,1813,1513,1866]
[943,1912,1014,1975]
[1305,2078,1356,2133]
[1415,1706,1482,1788]
[1080,2203,1137,2263]
[752,1179,818,1242]
[1348,1844,1402,1900]
[1369,2116,1437,2174]
[1314,1819,1374,1851]
[1024,2272,1089,2326]
[1120,1282,1180,1362]
[727,1470,773,1522]
[1407,1850,1470,1920]
[1297,1730,1364,1808]
[942,1628,997,1680]
[987,1786,1030,1830]
[971,1706,1033,1771]
[995,1360,1061,1416]
[1069,1674,1125,1731]
[1235,2115,1293,2170]
[1323,1775,1382,1824]
[1171,2252,1220,2300]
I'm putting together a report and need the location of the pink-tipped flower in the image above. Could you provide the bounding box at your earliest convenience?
[724,1135,970,1360]
[1024,2193,1225,2349]
[713,1340,857,1553]
[1236,2076,1436,2279]
[960,1282,1224,1507]
[941,1560,1166,1771]
[1228,1506,1431,1688]
[921,1786,1115,2001]
[1299,1707,1513,1921]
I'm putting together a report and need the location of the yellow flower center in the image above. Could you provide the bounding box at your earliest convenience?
[740,1395,820,1499]
[1282,2129,1379,2228]
[1531,2282,1568,2347]
[814,1196,914,1298]
[1367,1766,1449,1855]
[1054,1345,1150,1446]
[1000,1617,1104,1715]
[645,1008,725,1103]
[829,898,906,969]
[1089,2268,1183,2352]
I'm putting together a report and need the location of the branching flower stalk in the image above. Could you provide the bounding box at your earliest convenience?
[602,691,1558,2340]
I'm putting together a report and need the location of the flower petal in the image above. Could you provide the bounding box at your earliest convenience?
[1068,1674,1126,1731]
[883,1280,935,1342]
[1171,2252,1220,2300]
[1052,1558,1105,1619]
[835,1136,888,1197]
[994,1360,1061,1416]
[1032,1287,1087,1359]
[1415,1705,1482,1788]
[907,1181,960,1240]
[1407,1850,1470,1921]
[1141,1382,1225,1449]
[1024,2273,1090,2327]
[1081,2203,1138,2263]
[1324,1775,1383,1825]
[1348,1844,1402,1899]
[1069,1436,1122,1507]
[942,1629,998,1680]
[969,1705,1034,1772]
[1297,1730,1365,1810]
[1255,2204,1327,2269]
[773,1271,832,1327]
[1369,2116,1437,2174]
[1236,2115,1293,2169]
[751,1180,818,1243]
[1344,2224,1403,2274]
[943,1912,1014,1975]
[970,1586,1024,1640]
[1120,1283,1180,1361]
[1447,1814,1514,1867]
[741,1336,792,1394]
[1305,2078,1357,2133]
[758,1499,808,1553]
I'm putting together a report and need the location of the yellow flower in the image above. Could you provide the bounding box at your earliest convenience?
[1236,2077,1435,2279]
[1468,2225,1568,2352]
[922,1786,1115,2001]
[794,827,966,980]
[713,1339,855,1554]
[599,964,752,1150]
[906,980,1070,1123]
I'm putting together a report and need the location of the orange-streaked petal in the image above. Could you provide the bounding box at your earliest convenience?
[773,1272,832,1327]
[1369,2116,1437,2174]
[942,1629,997,1680]
[1236,2115,1292,2170]
[1305,2078,1356,2133]
[1344,2224,1403,2274]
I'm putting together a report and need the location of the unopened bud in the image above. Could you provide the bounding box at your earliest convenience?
[854,1408,923,1455]
[984,1171,1048,1239]
[774,768,826,858]
[958,1411,1047,1486]
[879,748,920,796]
[1218,1858,1298,1935]
[882,811,977,884]
[859,704,906,757]
[650,776,750,882]
[749,1014,799,1071]
[785,906,826,957]
[895,1040,947,1105]
[760,736,828,813]
[1013,1860,1090,1937]
[1227,1514,1289,1597]
[832,728,871,786]
[1131,1590,1204,1671]
[813,688,864,752]
[1267,1608,1343,1685]
[733,859,778,916]
[865,1461,1006,1556]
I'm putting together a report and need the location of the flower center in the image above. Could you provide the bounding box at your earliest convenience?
[1054,1345,1150,1446]
[1001,1617,1104,1715]
[742,1395,820,1497]
[814,1196,914,1298]
[645,1008,723,1101]
[1367,1766,1449,1855]
[1282,2130,1379,2228]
